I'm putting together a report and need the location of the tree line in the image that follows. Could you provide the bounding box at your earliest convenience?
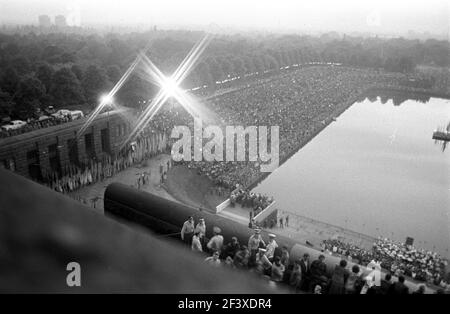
[0,29,448,119]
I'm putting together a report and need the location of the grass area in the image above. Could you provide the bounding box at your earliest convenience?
[165,165,227,212]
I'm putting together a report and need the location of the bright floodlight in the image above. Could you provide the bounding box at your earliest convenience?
[121,34,212,150]
[163,77,179,97]
[77,55,141,139]
[101,95,113,104]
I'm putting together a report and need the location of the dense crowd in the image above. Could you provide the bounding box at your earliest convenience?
[43,129,169,193]
[106,67,419,221]
[321,239,377,266]
[7,65,448,287]
[373,238,448,285]
[3,66,423,195]
[229,186,274,214]
[171,66,414,191]
[181,215,309,292]
[4,62,448,293]
[180,216,449,294]
[321,238,449,288]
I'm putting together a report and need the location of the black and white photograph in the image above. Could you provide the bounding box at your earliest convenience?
[0,0,449,300]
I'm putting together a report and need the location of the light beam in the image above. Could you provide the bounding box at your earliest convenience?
[121,34,212,149]
[76,54,142,138]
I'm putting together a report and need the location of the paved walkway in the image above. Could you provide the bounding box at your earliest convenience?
[219,204,376,250]
[68,154,176,214]
[218,204,250,225]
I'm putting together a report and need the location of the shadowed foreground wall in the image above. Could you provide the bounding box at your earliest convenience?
[0,168,276,293]
[104,183,438,294]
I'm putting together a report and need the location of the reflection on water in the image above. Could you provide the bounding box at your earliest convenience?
[436,140,448,152]
[364,91,431,107]
[255,94,450,258]
[434,121,450,152]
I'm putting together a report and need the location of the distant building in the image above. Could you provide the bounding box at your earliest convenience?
[55,15,67,28]
[38,15,52,28]
[0,110,133,181]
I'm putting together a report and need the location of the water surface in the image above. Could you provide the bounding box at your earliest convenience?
[255,95,450,257]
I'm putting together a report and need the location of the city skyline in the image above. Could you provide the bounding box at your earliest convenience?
[0,0,448,39]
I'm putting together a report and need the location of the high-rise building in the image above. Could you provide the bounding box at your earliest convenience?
[38,15,52,28]
[55,15,67,28]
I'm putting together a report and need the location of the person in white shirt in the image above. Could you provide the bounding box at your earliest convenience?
[205,251,221,267]
[271,256,285,282]
[255,248,272,276]
[195,218,206,238]
[360,260,382,294]
[207,226,224,253]
[248,228,265,266]
[181,216,195,244]
[265,234,278,262]
[195,218,206,248]
[192,231,203,252]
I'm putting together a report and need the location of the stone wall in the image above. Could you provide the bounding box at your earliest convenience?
[0,110,131,180]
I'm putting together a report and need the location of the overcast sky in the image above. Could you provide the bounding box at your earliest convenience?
[0,0,448,36]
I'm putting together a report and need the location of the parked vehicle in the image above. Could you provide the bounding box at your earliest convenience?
[44,106,56,115]
[51,109,71,120]
[1,120,27,131]
[51,109,84,121]
[38,115,51,122]
[69,110,84,120]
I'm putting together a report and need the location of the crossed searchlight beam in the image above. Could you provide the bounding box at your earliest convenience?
[76,55,141,138]
[76,34,212,150]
